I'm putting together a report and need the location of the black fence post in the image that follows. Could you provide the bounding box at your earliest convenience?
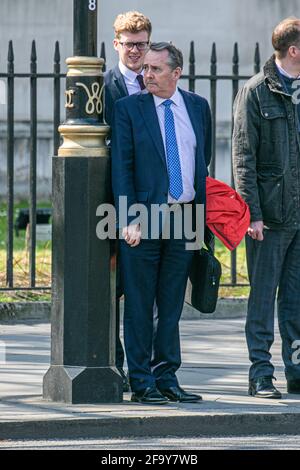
[29,40,37,287]
[6,40,14,288]
[209,43,217,178]
[188,41,195,93]
[230,42,239,286]
[43,0,122,404]
[53,41,61,156]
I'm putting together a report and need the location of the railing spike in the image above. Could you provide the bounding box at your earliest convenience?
[254,42,261,74]
[211,42,217,64]
[233,42,239,64]
[8,40,14,62]
[54,41,60,63]
[31,40,37,62]
[100,41,106,72]
[189,40,195,64]
[210,42,217,75]
[232,42,239,75]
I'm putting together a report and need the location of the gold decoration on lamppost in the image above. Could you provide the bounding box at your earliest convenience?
[58,56,109,157]
[76,82,104,114]
[65,89,75,108]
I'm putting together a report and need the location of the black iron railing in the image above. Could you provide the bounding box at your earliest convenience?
[0,40,65,292]
[0,40,262,292]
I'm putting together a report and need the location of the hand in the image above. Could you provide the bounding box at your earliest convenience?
[247,220,264,241]
[122,224,141,247]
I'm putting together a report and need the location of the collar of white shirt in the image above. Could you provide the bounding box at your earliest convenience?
[118,61,143,83]
[275,60,300,79]
[153,88,181,108]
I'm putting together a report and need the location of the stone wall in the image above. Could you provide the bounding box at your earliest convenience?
[1,0,299,199]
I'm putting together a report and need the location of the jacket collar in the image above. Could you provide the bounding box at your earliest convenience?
[263,54,289,96]
[112,65,128,97]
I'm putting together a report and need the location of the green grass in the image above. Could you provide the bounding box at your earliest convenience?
[215,238,250,298]
[0,201,250,301]
[0,201,52,301]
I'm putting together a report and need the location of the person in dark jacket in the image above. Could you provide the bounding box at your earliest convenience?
[104,11,152,392]
[233,17,300,399]
[104,11,152,128]
[112,43,211,404]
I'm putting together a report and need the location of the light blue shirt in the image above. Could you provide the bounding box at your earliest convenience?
[153,88,197,203]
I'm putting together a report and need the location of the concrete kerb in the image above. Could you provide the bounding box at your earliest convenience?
[0,412,300,440]
[182,298,247,319]
[0,298,247,322]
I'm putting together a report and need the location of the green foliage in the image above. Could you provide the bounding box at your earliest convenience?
[0,201,52,301]
[0,202,250,301]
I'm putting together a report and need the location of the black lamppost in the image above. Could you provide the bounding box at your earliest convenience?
[43,0,122,403]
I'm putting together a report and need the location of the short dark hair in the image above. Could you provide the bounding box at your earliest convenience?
[272,17,300,58]
[149,42,183,70]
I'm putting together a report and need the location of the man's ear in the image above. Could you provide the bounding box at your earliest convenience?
[289,45,299,58]
[173,67,182,81]
[113,38,119,52]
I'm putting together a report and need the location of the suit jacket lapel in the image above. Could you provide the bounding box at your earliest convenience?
[139,93,167,169]
[113,65,128,98]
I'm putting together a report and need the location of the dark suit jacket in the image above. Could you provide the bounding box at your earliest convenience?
[111,88,212,229]
[104,65,128,127]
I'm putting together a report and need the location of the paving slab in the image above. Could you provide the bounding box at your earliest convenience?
[0,319,300,440]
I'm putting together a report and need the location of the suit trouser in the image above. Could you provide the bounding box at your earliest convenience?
[111,238,125,370]
[246,229,300,381]
[119,232,194,393]
[116,254,125,369]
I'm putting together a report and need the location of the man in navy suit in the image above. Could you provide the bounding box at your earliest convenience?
[104,11,152,392]
[112,43,211,404]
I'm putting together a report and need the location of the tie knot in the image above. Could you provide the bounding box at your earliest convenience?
[162,99,173,108]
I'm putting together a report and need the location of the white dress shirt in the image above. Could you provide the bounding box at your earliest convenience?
[118,61,145,95]
[275,60,300,79]
[153,88,197,203]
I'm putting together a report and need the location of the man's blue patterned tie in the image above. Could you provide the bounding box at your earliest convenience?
[162,99,183,200]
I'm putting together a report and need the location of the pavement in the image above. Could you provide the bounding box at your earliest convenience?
[0,307,300,442]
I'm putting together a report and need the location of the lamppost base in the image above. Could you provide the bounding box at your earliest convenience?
[43,156,121,404]
[43,365,122,404]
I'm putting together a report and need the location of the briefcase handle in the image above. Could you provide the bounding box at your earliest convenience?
[204,226,215,254]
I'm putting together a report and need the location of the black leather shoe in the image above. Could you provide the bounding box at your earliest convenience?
[287,379,300,394]
[248,376,282,399]
[131,386,169,404]
[117,368,130,393]
[158,385,202,403]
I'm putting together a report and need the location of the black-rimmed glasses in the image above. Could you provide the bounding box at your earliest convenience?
[118,41,150,51]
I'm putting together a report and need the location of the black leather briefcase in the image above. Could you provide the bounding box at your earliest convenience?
[186,229,222,314]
